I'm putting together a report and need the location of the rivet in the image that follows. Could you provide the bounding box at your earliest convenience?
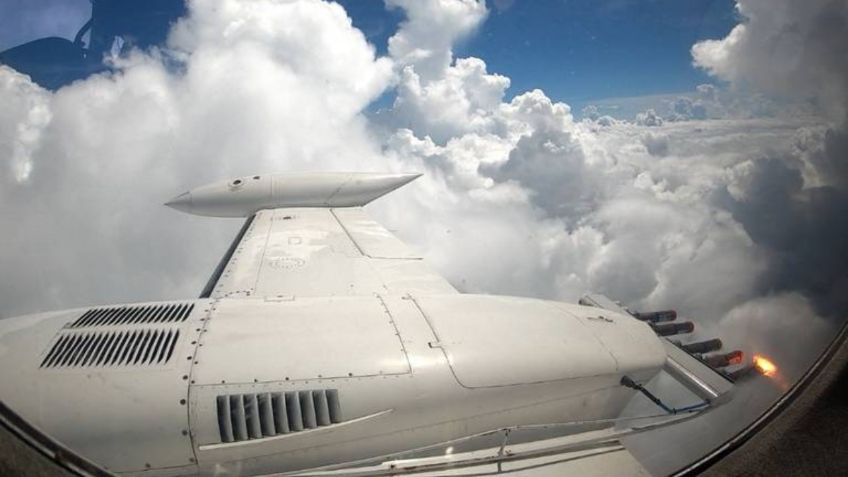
[180,399,186,405]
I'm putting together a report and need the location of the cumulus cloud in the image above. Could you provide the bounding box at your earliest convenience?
[0,0,394,315]
[696,83,718,102]
[0,0,843,391]
[692,0,848,121]
[386,0,487,80]
[1,3,846,474]
[390,56,510,143]
[693,0,848,319]
[668,96,707,121]
[595,115,618,127]
[640,132,668,156]
[581,104,600,121]
[0,67,51,183]
[634,108,663,126]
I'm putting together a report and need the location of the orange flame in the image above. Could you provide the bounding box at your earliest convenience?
[753,354,778,377]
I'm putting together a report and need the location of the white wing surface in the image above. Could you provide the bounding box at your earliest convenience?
[167,172,456,298]
[205,207,456,299]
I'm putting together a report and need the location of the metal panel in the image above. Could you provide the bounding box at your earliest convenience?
[208,207,456,299]
[663,340,734,403]
[557,303,667,376]
[192,297,411,385]
[415,295,624,388]
[579,293,734,403]
[0,302,209,472]
[331,208,422,259]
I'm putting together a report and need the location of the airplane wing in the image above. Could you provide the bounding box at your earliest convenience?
[166,172,457,299]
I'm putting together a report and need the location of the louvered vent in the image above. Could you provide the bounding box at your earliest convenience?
[40,328,180,368]
[216,390,342,443]
[69,303,194,328]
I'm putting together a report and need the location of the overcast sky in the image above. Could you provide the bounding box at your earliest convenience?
[1,0,847,470]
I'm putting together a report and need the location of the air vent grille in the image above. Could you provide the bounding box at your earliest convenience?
[40,328,180,368]
[216,390,341,443]
[69,303,194,328]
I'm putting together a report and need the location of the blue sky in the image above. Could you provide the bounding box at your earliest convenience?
[338,0,738,104]
[2,0,738,104]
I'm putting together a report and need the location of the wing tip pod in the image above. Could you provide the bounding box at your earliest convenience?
[165,171,422,217]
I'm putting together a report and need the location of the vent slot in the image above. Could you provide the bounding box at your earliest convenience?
[40,329,180,368]
[69,303,195,328]
[216,390,341,443]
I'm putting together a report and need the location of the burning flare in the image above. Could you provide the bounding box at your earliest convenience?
[753,354,778,377]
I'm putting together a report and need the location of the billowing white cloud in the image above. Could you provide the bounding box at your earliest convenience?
[386,0,487,80]
[696,83,718,102]
[0,0,394,316]
[635,108,663,126]
[0,67,51,183]
[0,0,842,384]
[692,0,848,121]
[667,96,707,121]
[640,132,668,156]
[691,0,848,319]
[390,57,510,143]
[0,3,844,475]
[169,0,392,116]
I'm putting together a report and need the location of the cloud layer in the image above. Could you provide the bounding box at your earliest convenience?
[0,0,843,385]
